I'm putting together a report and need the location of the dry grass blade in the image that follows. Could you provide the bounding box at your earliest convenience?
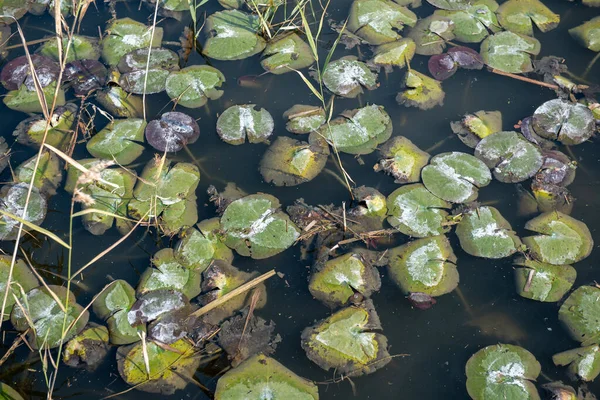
[20,248,67,313]
[0,210,70,249]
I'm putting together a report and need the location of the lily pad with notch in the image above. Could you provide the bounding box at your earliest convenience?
[559,285,600,346]
[261,32,315,74]
[497,0,560,36]
[283,105,326,134]
[369,38,416,72]
[86,118,146,165]
[450,110,502,148]
[397,70,445,110]
[322,56,379,98]
[96,83,143,118]
[553,345,600,382]
[406,15,455,55]
[569,17,600,52]
[480,31,540,73]
[101,18,163,66]
[434,0,501,43]
[137,248,202,299]
[174,218,234,272]
[513,256,576,302]
[531,99,595,145]
[145,111,199,152]
[165,65,225,109]
[64,60,107,96]
[347,0,417,45]
[374,136,430,183]
[217,104,274,145]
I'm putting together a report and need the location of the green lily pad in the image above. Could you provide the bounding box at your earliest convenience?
[531,182,573,215]
[220,193,300,259]
[531,99,595,145]
[0,255,39,321]
[101,18,163,66]
[427,0,473,10]
[165,65,225,109]
[480,31,540,73]
[215,354,319,400]
[396,70,445,110]
[11,285,88,349]
[349,186,388,223]
[86,118,146,165]
[117,338,201,394]
[322,56,378,98]
[202,10,266,60]
[347,0,417,45]
[406,15,455,55]
[474,131,543,183]
[553,345,600,381]
[497,0,559,36]
[37,35,101,62]
[387,235,458,296]
[466,344,541,400]
[513,256,576,302]
[283,105,326,134]
[14,150,63,197]
[523,212,593,265]
[63,324,109,370]
[0,383,24,400]
[422,152,491,203]
[218,0,243,8]
[0,183,47,241]
[13,104,77,151]
[569,17,600,52]
[260,133,330,186]
[374,136,430,183]
[309,252,381,308]
[435,0,501,43]
[386,183,451,237]
[128,159,200,236]
[96,84,143,118]
[216,105,274,145]
[320,104,392,155]
[369,38,416,71]
[261,33,315,74]
[118,48,180,94]
[0,137,8,175]
[3,82,65,114]
[456,206,521,258]
[138,248,201,298]
[0,0,29,24]
[301,300,390,377]
[559,285,600,346]
[450,110,502,148]
[174,218,234,272]
[92,280,145,345]
[199,260,267,324]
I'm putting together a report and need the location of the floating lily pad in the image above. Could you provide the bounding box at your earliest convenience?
[531,181,574,215]
[101,18,163,66]
[322,56,378,98]
[64,60,108,96]
[215,354,319,400]
[386,184,451,237]
[128,159,200,235]
[93,280,144,345]
[435,0,500,43]
[301,300,390,377]
[174,218,234,272]
[96,81,143,118]
[0,0,29,24]
[480,31,540,73]
[216,104,274,145]
[475,130,543,183]
[397,70,445,110]
[450,110,502,148]
[14,150,63,197]
[497,0,560,36]
[13,103,77,151]
[320,104,392,154]
[218,0,243,8]
[261,33,315,74]
[283,105,326,134]
[1,54,59,91]
[553,345,600,381]
[202,10,266,60]
[428,46,484,80]
[0,383,24,400]
[513,256,576,302]
[374,136,429,183]
[199,260,267,324]
[260,133,329,186]
[559,285,600,346]
[11,285,88,349]
[531,99,595,145]
[3,82,65,114]
[427,0,473,10]
[117,338,201,394]
[309,252,381,308]
[0,183,47,241]
[63,324,109,371]
[569,17,600,52]
[165,65,225,108]
[347,0,417,45]
[465,344,541,400]
[536,150,576,187]
[128,289,188,327]
[369,38,416,71]
[422,152,491,203]
[0,255,39,321]
[387,235,458,296]
[407,15,455,55]
[456,206,521,258]
[0,138,8,175]
[118,47,180,94]
[220,193,299,259]
[138,248,201,298]
[523,212,593,265]
[145,111,199,152]
[37,35,101,62]
[86,118,146,165]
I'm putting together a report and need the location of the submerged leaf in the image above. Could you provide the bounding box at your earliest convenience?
[202,10,266,60]
[532,99,595,145]
[261,33,315,74]
[145,111,200,152]
[322,56,378,98]
[165,65,225,108]
[428,46,484,80]
[480,31,540,73]
[513,256,576,302]
[347,0,417,45]
[497,0,560,36]
[397,70,445,109]
[559,286,600,346]
[217,104,274,145]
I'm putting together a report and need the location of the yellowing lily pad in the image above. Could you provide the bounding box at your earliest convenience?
[450,110,502,148]
[370,38,416,71]
[397,70,445,110]
[374,136,430,183]
[13,103,77,151]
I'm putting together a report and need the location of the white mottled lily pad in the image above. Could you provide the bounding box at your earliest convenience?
[261,33,314,74]
[217,104,274,145]
[86,118,146,165]
[0,183,47,241]
[532,99,595,145]
[101,18,163,66]
[480,31,540,73]
[202,10,266,61]
[497,0,559,36]
[513,256,576,302]
[118,47,179,94]
[559,286,600,346]
[0,255,39,321]
[322,56,378,98]
[435,0,501,43]
[165,65,225,109]
[174,218,234,272]
[553,345,600,382]
[283,105,326,134]
[138,248,202,299]
[347,0,417,45]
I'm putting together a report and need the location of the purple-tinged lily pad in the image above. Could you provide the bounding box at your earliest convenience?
[145,112,200,152]
[1,54,60,91]
[64,59,107,96]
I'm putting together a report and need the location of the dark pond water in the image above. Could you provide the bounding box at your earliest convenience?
[1,0,600,398]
